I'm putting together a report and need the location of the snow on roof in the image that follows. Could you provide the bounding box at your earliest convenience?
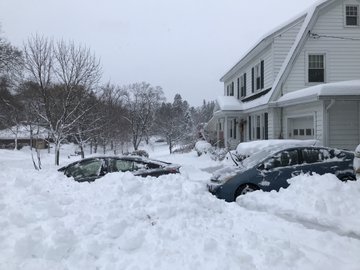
[0,125,49,140]
[221,0,330,82]
[215,96,241,111]
[220,0,333,110]
[277,80,360,104]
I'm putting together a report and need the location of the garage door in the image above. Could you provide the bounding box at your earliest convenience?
[328,101,359,151]
[288,116,314,140]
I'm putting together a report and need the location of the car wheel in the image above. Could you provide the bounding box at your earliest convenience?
[339,175,356,182]
[234,184,259,200]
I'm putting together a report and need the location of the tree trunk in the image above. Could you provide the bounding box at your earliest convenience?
[80,144,85,159]
[55,144,60,165]
[90,140,93,154]
[169,140,173,154]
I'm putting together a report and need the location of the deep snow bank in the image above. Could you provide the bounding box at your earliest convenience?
[0,148,360,270]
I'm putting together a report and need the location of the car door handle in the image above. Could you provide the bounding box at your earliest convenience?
[291,171,302,177]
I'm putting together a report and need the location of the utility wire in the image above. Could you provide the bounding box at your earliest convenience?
[310,32,360,41]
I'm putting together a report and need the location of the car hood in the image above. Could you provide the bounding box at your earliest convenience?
[210,165,247,183]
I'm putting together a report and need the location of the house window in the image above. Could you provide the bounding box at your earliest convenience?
[252,60,264,92]
[346,5,358,26]
[240,73,247,97]
[308,54,325,83]
[231,82,234,96]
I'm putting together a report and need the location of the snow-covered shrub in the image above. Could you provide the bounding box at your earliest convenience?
[129,149,149,158]
[173,143,195,154]
[194,141,213,156]
[209,147,228,161]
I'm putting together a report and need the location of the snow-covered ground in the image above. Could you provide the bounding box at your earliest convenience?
[0,142,360,270]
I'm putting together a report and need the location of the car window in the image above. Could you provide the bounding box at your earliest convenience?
[263,150,298,170]
[112,159,134,172]
[301,148,323,164]
[132,161,148,170]
[66,159,103,179]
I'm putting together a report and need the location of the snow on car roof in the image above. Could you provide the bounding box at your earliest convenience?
[236,139,319,157]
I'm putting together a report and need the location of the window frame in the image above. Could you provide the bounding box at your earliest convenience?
[307,53,326,84]
[240,73,247,98]
[345,4,359,27]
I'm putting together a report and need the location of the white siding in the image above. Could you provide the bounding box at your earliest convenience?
[282,102,324,145]
[224,46,273,99]
[268,108,282,139]
[273,19,304,79]
[328,100,360,150]
[283,0,360,94]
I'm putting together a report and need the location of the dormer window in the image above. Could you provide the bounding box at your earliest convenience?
[226,82,234,96]
[251,60,264,93]
[345,5,358,26]
[240,73,247,98]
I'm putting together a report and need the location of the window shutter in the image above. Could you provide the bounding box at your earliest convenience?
[251,68,254,93]
[248,116,252,140]
[260,60,264,89]
[244,73,247,95]
[264,113,268,140]
[237,77,240,99]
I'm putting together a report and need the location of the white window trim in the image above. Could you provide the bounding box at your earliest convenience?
[305,52,327,85]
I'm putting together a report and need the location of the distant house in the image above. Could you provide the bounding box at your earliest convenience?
[208,0,360,150]
[0,125,50,149]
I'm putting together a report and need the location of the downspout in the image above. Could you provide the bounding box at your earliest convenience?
[326,99,335,111]
[279,83,284,139]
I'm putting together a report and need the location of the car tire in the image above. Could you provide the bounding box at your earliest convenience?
[234,184,259,200]
[339,174,356,182]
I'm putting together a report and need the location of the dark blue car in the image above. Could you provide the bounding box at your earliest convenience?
[208,145,355,202]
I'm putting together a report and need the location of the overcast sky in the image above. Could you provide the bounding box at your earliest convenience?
[1,0,317,106]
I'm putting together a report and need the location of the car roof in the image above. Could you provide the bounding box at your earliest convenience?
[59,155,174,171]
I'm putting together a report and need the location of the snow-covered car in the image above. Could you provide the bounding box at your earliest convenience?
[233,139,320,162]
[208,145,355,202]
[58,156,181,182]
[354,144,360,179]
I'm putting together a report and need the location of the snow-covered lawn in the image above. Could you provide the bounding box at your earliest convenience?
[0,143,359,270]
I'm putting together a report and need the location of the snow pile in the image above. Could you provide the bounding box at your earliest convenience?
[237,173,360,237]
[0,147,360,270]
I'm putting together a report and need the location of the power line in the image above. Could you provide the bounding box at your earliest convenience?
[309,32,360,41]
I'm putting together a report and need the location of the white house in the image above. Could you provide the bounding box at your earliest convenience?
[208,0,360,151]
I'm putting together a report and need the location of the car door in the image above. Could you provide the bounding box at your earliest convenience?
[258,149,300,191]
[298,147,352,178]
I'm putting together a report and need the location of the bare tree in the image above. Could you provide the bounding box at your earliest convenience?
[154,94,194,153]
[23,35,102,165]
[0,32,23,83]
[122,82,164,150]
